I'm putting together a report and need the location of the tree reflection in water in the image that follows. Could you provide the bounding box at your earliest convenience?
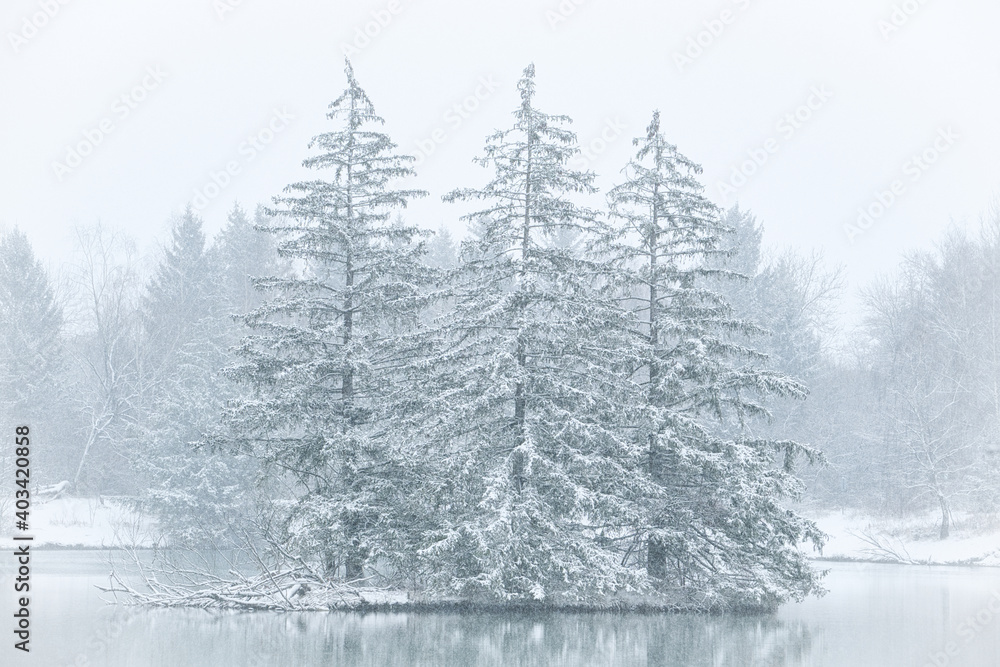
[107,608,813,666]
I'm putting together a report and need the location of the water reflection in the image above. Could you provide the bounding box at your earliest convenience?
[2,553,1000,666]
[100,607,812,666]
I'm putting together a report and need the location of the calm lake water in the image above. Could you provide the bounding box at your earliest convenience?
[2,551,999,666]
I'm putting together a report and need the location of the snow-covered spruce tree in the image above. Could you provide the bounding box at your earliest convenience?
[600,111,824,608]
[211,203,285,315]
[143,207,218,367]
[222,60,430,582]
[141,204,290,547]
[0,229,64,416]
[139,208,251,545]
[0,229,72,485]
[417,64,649,603]
[141,208,221,450]
[423,225,459,271]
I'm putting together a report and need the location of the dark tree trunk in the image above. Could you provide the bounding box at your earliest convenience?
[345,555,364,581]
[938,493,950,540]
[511,146,532,494]
[342,139,363,582]
[647,538,667,580]
[646,178,666,580]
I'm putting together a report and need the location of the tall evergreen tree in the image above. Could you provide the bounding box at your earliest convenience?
[142,207,220,445]
[222,60,429,580]
[418,64,645,602]
[144,207,216,357]
[711,206,763,318]
[211,203,284,315]
[139,209,246,543]
[0,228,64,418]
[423,225,459,271]
[600,111,823,607]
[0,229,70,483]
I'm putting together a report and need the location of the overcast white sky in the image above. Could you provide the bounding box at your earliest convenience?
[2,0,998,326]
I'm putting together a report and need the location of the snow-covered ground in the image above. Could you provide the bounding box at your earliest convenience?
[0,496,156,550]
[806,509,1000,566]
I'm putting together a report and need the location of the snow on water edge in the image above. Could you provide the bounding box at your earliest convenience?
[0,496,156,550]
[805,510,1000,567]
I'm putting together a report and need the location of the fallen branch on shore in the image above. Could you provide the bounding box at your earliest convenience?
[99,537,408,611]
[847,527,918,564]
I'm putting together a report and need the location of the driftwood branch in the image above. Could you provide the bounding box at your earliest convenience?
[99,542,406,611]
[847,527,918,564]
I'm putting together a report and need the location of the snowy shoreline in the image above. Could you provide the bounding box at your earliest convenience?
[0,496,156,551]
[6,499,998,571]
[804,510,1000,568]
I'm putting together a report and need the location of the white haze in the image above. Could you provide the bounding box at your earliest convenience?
[2,0,998,329]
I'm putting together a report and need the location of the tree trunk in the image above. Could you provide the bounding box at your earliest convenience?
[345,555,364,581]
[938,493,950,540]
[511,144,532,494]
[513,337,527,442]
[342,118,362,581]
[647,538,667,580]
[646,177,666,580]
